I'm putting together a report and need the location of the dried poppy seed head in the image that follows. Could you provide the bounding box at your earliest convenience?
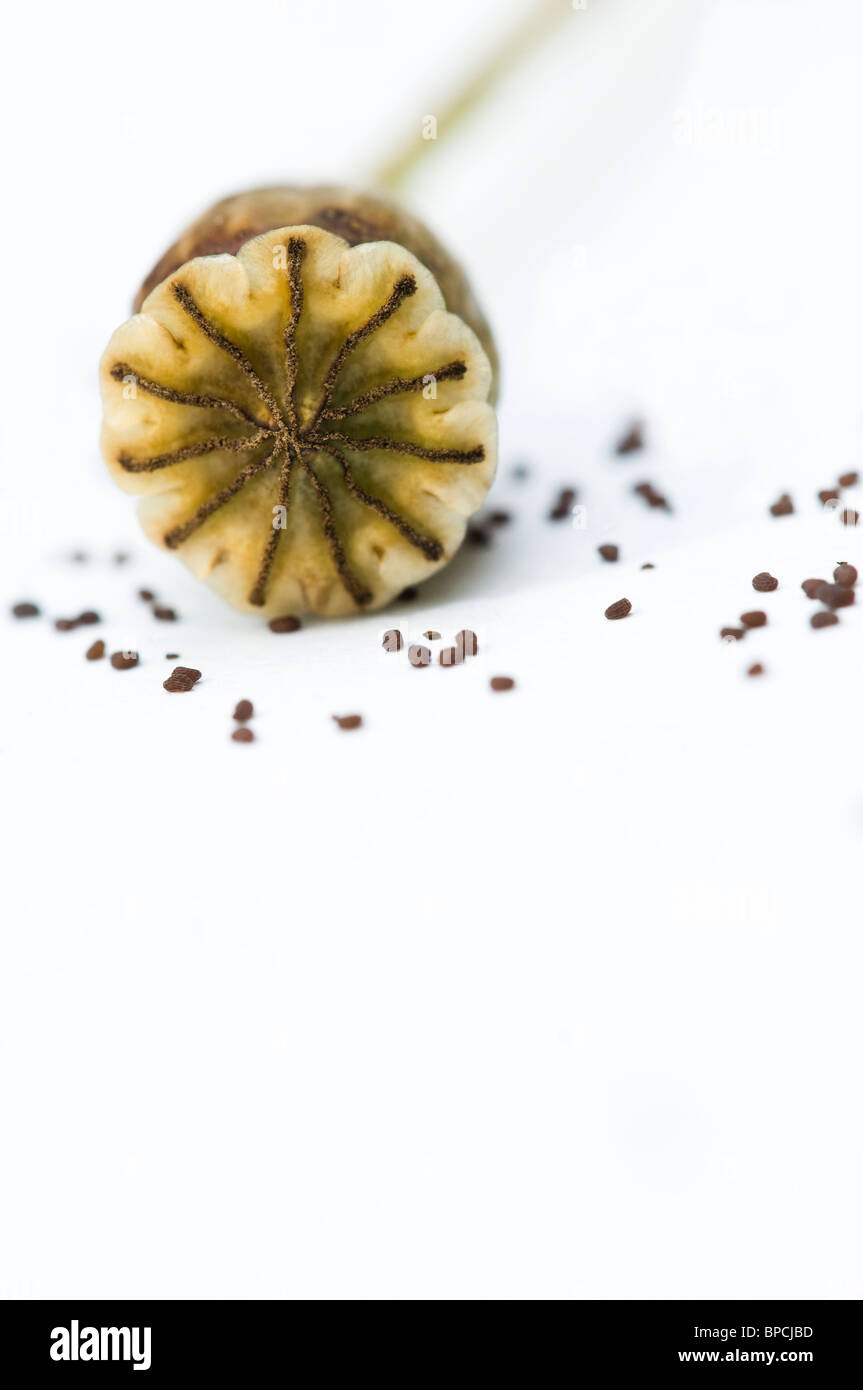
[101,189,498,619]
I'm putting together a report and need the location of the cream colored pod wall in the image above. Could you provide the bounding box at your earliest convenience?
[100,225,497,618]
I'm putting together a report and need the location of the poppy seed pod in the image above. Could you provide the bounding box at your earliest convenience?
[100,186,499,617]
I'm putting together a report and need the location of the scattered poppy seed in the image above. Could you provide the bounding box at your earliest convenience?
[815,582,855,610]
[720,626,746,641]
[598,544,619,562]
[769,493,794,517]
[153,606,177,621]
[163,674,196,692]
[12,602,40,618]
[382,629,402,652]
[85,640,105,661]
[408,644,431,667]
[332,714,362,730]
[811,610,839,629]
[747,663,765,677]
[605,598,632,620]
[268,614,301,632]
[467,520,494,545]
[633,481,670,511]
[165,652,180,659]
[172,667,201,684]
[615,421,644,455]
[641,563,655,570]
[232,726,255,743]
[138,589,155,602]
[490,676,515,691]
[489,510,512,527]
[77,610,100,626]
[110,650,139,670]
[54,618,78,631]
[752,572,779,592]
[838,471,859,487]
[834,563,858,587]
[741,610,767,628]
[455,629,478,657]
[233,699,253,722]
[801,578,826,598]
[549,487,577,521]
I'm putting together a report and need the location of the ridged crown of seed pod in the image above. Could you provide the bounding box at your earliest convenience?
[100,187,498,617]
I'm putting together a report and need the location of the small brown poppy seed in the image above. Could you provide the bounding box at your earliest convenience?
[815,582,855,610]
[110,650,139,670]
[12,602,40,618]
[752,572,779,592]
[455,629,478,657]
[233,699,254,722]
[615,421,644,455]
[834,563,858,587]
[231,726,255,743]
[838,471,859,487]
[801,578,826,599]
[811,610,839,629]
[138,588,155,602]
[598,544,619,562]
[85,640,105,660]
[153,605,177,621]
[549,487,577,521]
[769,493,794,517]
[720,626,746,642]
[740,610,767,628]
[332,714,362,730]
[268,614,301,633]
[605,598,632,620]
[490,676,515,691]
[747,663,765,677]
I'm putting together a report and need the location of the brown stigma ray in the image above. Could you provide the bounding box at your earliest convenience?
[109,362,272,431]
[320,360,466,422]
[309,274,418,428]
[282,238,306,434]
[171,282,284,427]
[318,443,443,562]
[299,455,372,606]
[119,427,271,473]
[113,249,485,609]
[163,445,278,550]
[247,437,295,608]
[315,432,485,465]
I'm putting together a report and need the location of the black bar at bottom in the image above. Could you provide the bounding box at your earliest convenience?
[0,1299,858,1375]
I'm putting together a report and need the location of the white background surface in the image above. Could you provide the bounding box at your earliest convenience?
[2,0,862,1299]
